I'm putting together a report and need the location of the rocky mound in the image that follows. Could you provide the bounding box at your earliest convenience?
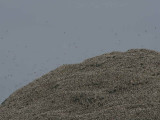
[0,49,160,120]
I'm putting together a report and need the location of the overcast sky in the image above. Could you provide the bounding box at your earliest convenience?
[0,0,160,103]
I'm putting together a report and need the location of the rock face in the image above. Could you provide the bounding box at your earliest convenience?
[0,49,160,120]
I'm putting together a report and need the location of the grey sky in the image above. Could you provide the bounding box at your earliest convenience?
[0,0,160,103]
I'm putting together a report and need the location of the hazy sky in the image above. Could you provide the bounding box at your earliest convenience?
[0,0,160,103]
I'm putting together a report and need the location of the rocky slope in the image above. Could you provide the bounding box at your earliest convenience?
[0,49,160,120]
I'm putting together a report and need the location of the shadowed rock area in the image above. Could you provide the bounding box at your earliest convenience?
[0,49,160,120]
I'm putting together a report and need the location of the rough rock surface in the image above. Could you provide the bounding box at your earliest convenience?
[0,49,160,120]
